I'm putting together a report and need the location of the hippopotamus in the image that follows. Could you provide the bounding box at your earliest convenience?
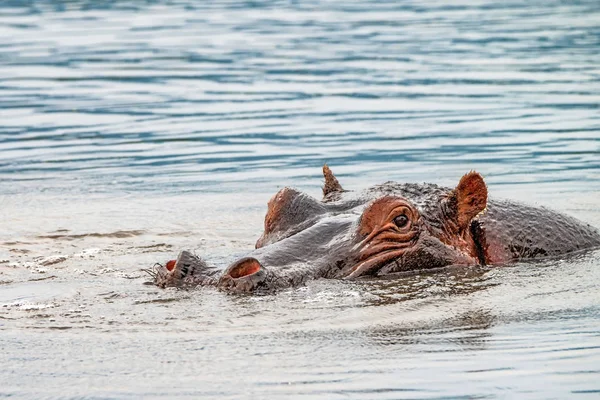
[150,166,600,293]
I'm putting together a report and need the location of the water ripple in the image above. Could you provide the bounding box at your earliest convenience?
[1,0,599,195]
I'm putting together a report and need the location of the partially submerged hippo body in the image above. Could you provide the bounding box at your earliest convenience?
[152,167,600,293]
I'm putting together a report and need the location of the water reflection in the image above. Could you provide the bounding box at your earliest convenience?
[367,309,495,351]
[360,264,497,305]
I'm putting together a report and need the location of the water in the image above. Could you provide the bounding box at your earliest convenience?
[1,0,599,398]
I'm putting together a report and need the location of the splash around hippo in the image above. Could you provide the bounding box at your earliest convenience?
[149,166,600,293]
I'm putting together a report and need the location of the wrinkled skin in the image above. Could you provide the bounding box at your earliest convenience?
[152,167,600,293]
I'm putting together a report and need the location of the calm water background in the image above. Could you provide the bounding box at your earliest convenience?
[1,1,600,399]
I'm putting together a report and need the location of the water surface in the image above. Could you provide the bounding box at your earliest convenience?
[1,1,600,399]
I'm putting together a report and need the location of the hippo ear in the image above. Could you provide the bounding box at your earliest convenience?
[447,171,488,230]
[322,164,344,198]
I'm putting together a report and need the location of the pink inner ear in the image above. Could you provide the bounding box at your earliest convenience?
[228,258,262,279]
[455,171,488,228]
[259,187,300,247]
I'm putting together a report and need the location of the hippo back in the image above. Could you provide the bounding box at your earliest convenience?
[480,199,600,262]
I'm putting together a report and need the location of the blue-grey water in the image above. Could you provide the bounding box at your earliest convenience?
[1,1,600,399]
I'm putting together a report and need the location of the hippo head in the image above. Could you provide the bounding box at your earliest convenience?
[155,167,489,292]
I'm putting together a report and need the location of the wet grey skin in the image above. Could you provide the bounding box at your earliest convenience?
[152,166,600,294]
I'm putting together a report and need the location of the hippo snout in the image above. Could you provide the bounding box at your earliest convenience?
[218,257,268,293]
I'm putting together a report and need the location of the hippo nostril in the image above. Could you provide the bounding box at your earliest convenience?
[219,257,267,293]
[165,260,176,271]
[226,257,262,279]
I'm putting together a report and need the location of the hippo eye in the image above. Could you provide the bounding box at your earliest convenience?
[393,214,409,228]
